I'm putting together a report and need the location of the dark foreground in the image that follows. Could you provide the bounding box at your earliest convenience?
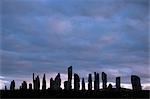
[0,89,150,98]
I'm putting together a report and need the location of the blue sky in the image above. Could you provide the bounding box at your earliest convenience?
[1,0,149,90]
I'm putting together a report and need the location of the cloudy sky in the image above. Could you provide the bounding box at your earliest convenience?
[1,0,149,90]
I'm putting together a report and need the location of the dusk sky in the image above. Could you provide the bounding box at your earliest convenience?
[1,0,149,90]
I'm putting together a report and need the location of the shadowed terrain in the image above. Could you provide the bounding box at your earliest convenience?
[0,89,149,98]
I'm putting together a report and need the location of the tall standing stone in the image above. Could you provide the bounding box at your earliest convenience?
[94,72,96,90]
[50,78,54,90]
[19,86,22,90]
[74,73,80,91]
[33,73,35,90]
[96,73,100,90]
[131,75,142,90]
[94,72,99,90]
[36,75,40,90]
[42,74,46,90]
[68,66,72,90]
[5,86,7,90]
[82,78,85,91]
[88,74,92,90]
[102,72,107,89]
[10,80,15,90]
[54,73,61,90]
[116,77,121,89]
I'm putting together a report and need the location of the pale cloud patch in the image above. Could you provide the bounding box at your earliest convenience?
[49,18,72,33]
[0,79,9,89]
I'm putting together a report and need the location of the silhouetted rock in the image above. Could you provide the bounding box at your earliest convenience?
[54,73,61,90]
[42,74,46,90]
[68,66,72,90]
[10,80,15,90]
[102,72,107,89]
[116,77,121,89]
[108,84,112,90]
[35,75,40,90]
[74,73,80,91]
[50,73,61,90]
[33,73,35,90]
[64,81,71,90]
[29,83,32,90]
[94,72,96,90]
[131,75,142,91]
[19,86,22,90]
[5,86,7,90]
[21,81,27,90]
[82,78,85,91]
[94,72,99,90]
[32,74,40,90]
[50,78,55,90]
[88,74,92,90]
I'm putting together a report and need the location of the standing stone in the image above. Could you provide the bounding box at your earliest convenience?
[54,73,61,90]
[29,83,32,90]
[102,72,107,89]
[116,77,121,89]
[94,72,100,90]
[96,73,100,90]
[36,75,40,90]
[49,73,61,90]
[74,73,80,91]
[22,81,27,90]
[33,73,36,90]
[42,74,46,90]
[10,80,15,90]
[88,74,92,90]
[131,75,142,90]
[108,84,112,90]
[82,78,85,91]
[64,81,71,90]
[20,86,22,90]
[33,74,40,90]
[94,72,97,90]
[50,78,54,90]
[33,73,35,89]
[68,66,72,90]
[35,76,37,90]
[5,86,7,90]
